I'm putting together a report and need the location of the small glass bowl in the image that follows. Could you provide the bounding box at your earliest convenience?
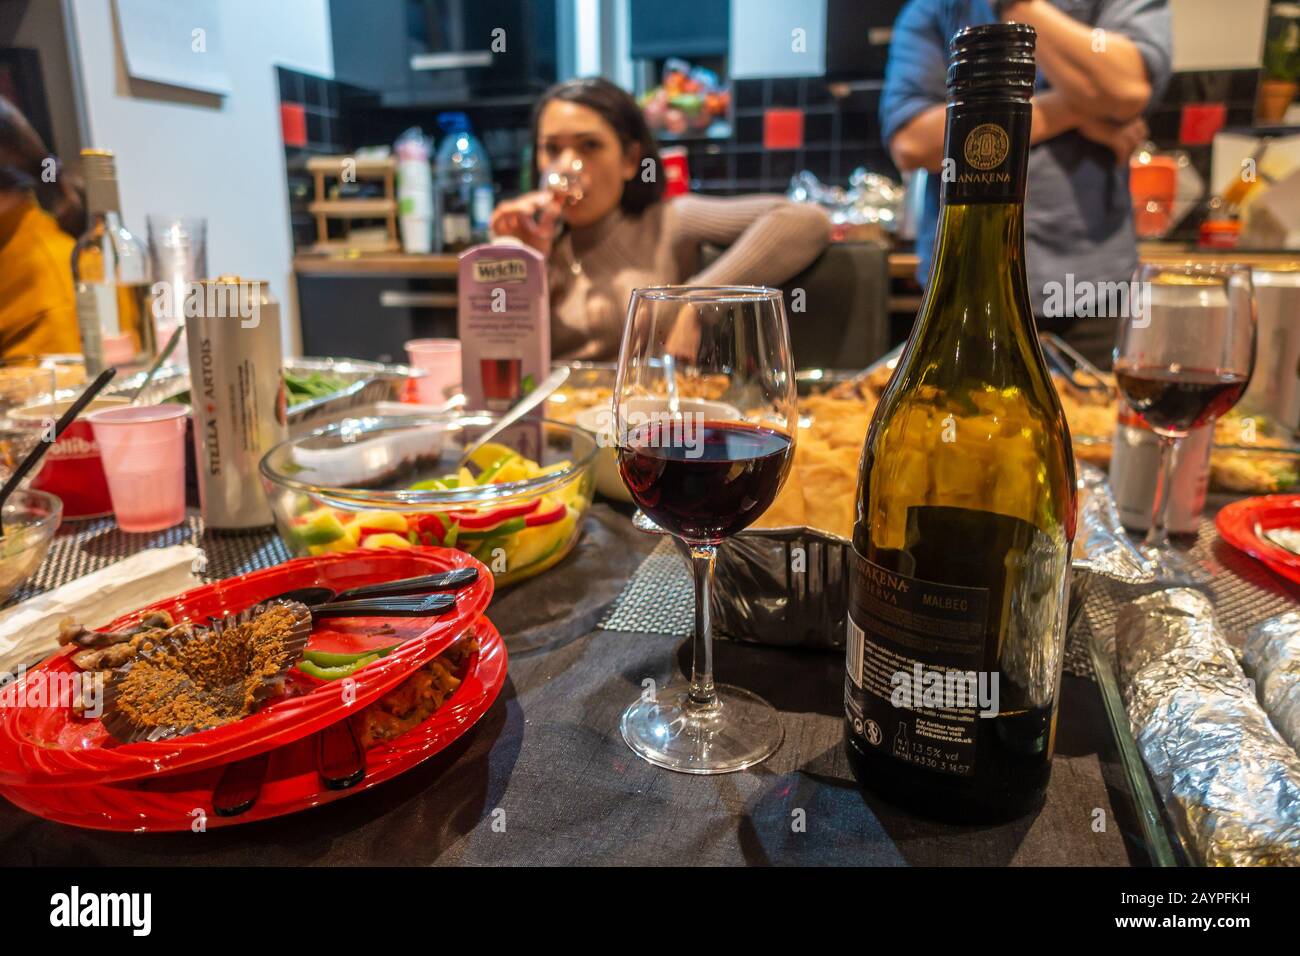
[0,489,62,604]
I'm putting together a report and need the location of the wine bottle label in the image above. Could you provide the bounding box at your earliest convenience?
[75,283,118,373]
[941,103,1030,206]
[844,549,992,778]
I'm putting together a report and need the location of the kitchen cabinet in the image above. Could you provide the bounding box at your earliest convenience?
[630,0,730,59]
[329,0,410,96]
[825,0,905,80]
[329,0,557,107]
[297,272,458,363]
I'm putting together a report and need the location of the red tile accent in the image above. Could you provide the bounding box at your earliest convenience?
[1178,103,1226,146]
[280,102,307,148]
[763,108,805,150]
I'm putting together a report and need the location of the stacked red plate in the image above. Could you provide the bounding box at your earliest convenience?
[0,547,506,831]
[1216,494,1300,587]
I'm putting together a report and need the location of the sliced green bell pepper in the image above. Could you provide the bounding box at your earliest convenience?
[298,653,381,681]
[302,645,397,668]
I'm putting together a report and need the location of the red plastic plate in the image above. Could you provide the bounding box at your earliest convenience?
[1216,494,1300,586]
[0,548,492,788]
[0,618,506,831]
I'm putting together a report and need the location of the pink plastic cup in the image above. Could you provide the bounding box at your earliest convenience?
[405,338,462,405]
[87,403,188,533]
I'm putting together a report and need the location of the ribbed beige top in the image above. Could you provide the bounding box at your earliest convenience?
[548,194,831,361]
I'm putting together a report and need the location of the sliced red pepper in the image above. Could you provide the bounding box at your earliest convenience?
[455,499,541,530]
[458,516,528,540]
[524,502,567,527]
[413,513,446,539]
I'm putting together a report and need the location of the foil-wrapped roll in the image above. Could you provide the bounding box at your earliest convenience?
[1072,465,1153,584]
[1244,612,1300,756]
[1116,589,1300,865]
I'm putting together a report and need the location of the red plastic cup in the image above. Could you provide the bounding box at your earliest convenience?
[87,403,188,533]
[405,338,462,405]
[661,146,690,198]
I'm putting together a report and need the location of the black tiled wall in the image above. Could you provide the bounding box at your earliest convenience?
[277,66,351,250]
[1145,68,1262,242]
[686,76,894,195]
[275,57,1271,247]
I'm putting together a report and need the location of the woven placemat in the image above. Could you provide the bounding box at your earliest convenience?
[598,537,693,636]
[598,515,1300,680]
[1,510,289,609]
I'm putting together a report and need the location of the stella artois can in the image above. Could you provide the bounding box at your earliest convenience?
[184,276,286,529]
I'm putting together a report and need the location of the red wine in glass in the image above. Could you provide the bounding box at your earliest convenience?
[617,419,793,543]
[1114,364,1250,435]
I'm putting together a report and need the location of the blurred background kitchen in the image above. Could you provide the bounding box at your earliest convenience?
[0,0,1296,371]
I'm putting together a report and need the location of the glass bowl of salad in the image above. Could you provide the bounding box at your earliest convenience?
[0,489,61,604]
[259,413,597,587]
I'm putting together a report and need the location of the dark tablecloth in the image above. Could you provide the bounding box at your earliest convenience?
[0,505,1145,866]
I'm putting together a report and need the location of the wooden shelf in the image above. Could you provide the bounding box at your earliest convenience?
[308,198,397,218]
[294,253,459,276]
[306,155,397,177]
[309,155,399,249]
[308,239,401,255]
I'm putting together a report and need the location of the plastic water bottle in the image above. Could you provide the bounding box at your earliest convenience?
[434,112,493,252]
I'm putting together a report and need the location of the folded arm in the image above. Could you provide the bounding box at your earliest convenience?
[889,90,1084,174]
[1001,0,1158,121]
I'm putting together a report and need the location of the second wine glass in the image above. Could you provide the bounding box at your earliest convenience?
[614,286,797,773]
[1114,262,1256,584]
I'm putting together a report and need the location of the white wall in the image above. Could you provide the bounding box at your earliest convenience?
[67,0,333,351]
[1169,0,1268,72]
[730,0,825,79]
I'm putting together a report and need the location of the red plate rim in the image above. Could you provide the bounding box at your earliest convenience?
[1215,494,1300,581]
[0,618,507,831]
[0,547,493,788]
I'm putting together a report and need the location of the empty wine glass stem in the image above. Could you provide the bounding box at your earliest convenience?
[687,543,718,708]
[1144,435,1180,552]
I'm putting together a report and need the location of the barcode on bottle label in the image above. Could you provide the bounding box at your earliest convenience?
[846,616,864,687]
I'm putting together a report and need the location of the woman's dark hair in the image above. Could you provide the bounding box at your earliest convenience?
[0,95,85,236]
[530,77,665,215]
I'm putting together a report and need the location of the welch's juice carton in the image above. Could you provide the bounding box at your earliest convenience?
[458,238,550,416]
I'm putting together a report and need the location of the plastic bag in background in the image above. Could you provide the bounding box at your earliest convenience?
[395,127,434,254]
[787,168,904,230]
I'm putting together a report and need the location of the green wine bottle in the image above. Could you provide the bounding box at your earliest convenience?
[844,23,1077,823]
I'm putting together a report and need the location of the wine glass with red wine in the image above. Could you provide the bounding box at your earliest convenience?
[1115,262,1256,583]
[613,286,797,773]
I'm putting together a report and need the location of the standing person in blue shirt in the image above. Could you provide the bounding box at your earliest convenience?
[882,0,1172,367]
